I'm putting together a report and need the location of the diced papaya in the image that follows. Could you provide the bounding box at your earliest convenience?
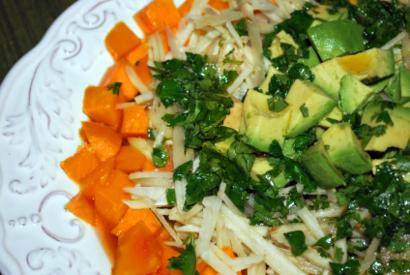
[134,0,181,35]
[208,0,229,10]
[120,105,149,137]
[157,245,183,275]
[66,193,96,225]
[83,86,122,129]
[143,159,157,171]
[61,146,100,183]
[103,60,139,101]
[95,214,118,264]
[82,122,122,162]
[81,157,115,200]
[127,43,149,65]
[179,0,194,17]
[133,56,153,85]
[94,170,133,228]
[113,222,163,275]
[115,145,146,173]
[105,22,141,60]
[112,208,169,241]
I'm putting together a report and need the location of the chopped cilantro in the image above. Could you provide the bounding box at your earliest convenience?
[166,188,176,205]
[107,82,122,95]
[234,18,248,36]
[152,145,169,168]
[299,104,309,118]
[147,128,155,140]
[168,243,198,275]
[268,96,289,112]
[330,259,360,275]
[284,230,308,256]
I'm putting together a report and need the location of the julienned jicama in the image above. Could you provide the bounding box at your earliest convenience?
[60,0,410,274]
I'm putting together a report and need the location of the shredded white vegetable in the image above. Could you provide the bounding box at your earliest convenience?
[297,207,326,239]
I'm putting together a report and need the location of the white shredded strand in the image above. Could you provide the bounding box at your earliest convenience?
[151,207,184,247]
[194,11,244,28]
[382,31,406,50]
[175,179,187,213]
[126,65,152,94]
[129,171,172,180]
[297,207,326,239]
[128,138,153,160]
[222,205,305,275]
[134,92,154,105]
[197,196,222,255]
[359,238,380,274]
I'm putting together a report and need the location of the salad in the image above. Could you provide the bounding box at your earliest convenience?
[61,0,410,274]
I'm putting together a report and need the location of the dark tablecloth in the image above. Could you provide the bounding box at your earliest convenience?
[0,0,76,83]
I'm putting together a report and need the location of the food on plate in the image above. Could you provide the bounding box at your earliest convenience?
[61,0,410,274]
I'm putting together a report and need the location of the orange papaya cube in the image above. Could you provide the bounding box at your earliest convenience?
[105,60,139,101]
[83,86,122,129]
[126,42,149,65]
[94,170,133,228]
[61,146,100,183]
[133,56,153,86]
[115,145,146,173]
[81,157,115,200]
[82,121,122,162]
[95,214,118,264]
[113,222,163,275]
[179,0,194,17]
[134,0,181,35]
[105,22,141,60]
[120,105,149,137]
[111,208,169,240]
[66,193,96,225]
[208,0,229,10]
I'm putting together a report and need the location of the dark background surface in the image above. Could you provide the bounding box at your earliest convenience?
[0,1,75,274]
[0,0,76,83]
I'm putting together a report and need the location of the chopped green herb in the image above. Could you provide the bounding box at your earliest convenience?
[284,230,308,256]
[147,128,155,140]
[166,188,177,205]
[268,96,289,112]
[168,243,198,275]
[330,259,360,275]
[299,104,309,117]
[107,82,122,95]
[152,145,169,168]
[234,18,248,36]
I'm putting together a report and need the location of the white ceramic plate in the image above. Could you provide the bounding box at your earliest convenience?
[0,0,182,274]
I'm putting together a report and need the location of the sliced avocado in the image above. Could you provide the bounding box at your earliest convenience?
[308,20,364,61]
[308,5,348,21]
[301,142,345,188]
[321,123,372,174]
[298,47,320,68]
[242,90,291,152]
[251,158,289,187]
[400,65,410,101]
[362,102,410,151]
[312,48,395,99]
[223,98,243,131]
[259,67,282,93]
[285,80,336,137]
[339,74,375,114]
[386,74,401,103]
[318,107,343,128]
[213,137,235,156]
[269,31,299,58]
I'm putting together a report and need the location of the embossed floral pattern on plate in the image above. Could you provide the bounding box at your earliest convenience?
[0,0,182,274]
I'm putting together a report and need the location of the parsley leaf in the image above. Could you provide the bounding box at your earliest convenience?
[107,82,122,95]
[166,188,176,205]
[330,259,360,275]
[268,96,289,112]
[284,230,308,256]
[299,104,309,117]
[168,243,198,275]
[234,18,248,36]
[147,128,155,140]
[152,145,169,168]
